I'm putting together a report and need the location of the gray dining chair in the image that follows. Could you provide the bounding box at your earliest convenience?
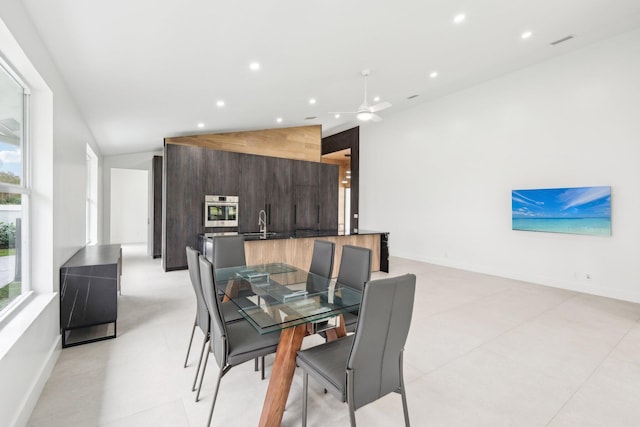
[212,234,247,268]
[337,245,372,333]
[184,247,247,395]
[306,240,335,293]
[212,234,254,311]
[197,255,281,427]
[296,273,416,427]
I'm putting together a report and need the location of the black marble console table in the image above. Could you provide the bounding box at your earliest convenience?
[60,244,122,347]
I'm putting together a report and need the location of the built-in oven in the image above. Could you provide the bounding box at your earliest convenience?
[204,195,239,227]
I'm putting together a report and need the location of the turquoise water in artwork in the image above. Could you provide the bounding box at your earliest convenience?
[512,218,611,236]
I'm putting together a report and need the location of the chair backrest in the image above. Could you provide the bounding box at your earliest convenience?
[212,235,247,269]
[307,240,335,294]
[198,255,228,368]
[336,245,372,291]
[309,240,335,278]
[347,273,416,410]
[186,246,210,334]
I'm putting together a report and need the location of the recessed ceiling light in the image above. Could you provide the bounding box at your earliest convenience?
[334,113,340,119]
[521,31,533,40]
[197,123,204,128]
[216,100,225,107]
[453,14,466,24]
[249,62,260,71]
[373,96,380,102]
[342,180,348,184]
[276,117,283,123]
[430,71,438,79]
[309,98,317,105]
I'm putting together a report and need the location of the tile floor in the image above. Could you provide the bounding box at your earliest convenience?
[27,245,640,426]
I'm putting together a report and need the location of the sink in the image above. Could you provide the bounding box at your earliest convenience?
[242,232,278,238]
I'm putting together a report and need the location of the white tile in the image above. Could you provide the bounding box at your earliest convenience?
[99,400,189,427]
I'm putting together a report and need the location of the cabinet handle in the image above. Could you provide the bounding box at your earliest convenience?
[294,205,297,224]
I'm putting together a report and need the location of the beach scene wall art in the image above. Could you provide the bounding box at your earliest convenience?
[512,186,611,236]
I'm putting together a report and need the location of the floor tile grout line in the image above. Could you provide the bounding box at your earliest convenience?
[544,320,639,427]
[415,291,581,378]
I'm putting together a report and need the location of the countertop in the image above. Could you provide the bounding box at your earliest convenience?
[202,229,387,241]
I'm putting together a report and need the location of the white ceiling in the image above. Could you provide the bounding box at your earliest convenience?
[20,0,640,156]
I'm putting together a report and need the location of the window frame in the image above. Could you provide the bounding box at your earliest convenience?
[0,54,32,321]
[86,144,98,245]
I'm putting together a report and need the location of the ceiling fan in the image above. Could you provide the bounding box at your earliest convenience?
[330,69,391,122]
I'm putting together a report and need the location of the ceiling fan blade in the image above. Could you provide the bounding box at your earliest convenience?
[370,114,382,122]
[369,101,392,113]
[328,111,358,114]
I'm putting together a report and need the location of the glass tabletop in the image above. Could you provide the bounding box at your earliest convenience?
[214,263,361,334]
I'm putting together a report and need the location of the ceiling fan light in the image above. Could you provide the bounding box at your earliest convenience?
[357,111,373,121]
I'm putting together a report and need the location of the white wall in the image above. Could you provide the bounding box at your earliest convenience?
[103,151,162,255]
[110,168,148,244]
[0,1,99,425]
[360,28,640,303]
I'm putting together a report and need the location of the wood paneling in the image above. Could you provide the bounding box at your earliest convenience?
[165,125,321,162]
[244,234,381,277]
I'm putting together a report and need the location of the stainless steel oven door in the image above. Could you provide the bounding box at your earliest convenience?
[204,196,239,227]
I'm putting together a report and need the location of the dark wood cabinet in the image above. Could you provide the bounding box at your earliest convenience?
[164,145,243,270]
[293,184,319,230]
[265,157,292,232]
[239,154,267,232]
[292,161,338,230]
[204,150,241,197]
[319,163,339,230]
[164,144,205,270]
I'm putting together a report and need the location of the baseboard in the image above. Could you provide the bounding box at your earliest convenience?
[12,335,61,427]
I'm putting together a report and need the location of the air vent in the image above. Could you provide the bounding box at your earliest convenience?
[304,116,317,120]
[550,35,574,46]
[407,94,419,100]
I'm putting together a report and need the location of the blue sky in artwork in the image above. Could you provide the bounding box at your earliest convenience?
[512,187,611,219]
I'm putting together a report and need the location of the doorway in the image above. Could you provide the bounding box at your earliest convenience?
[321,148,351,233]
[110,168,149,244]
[321,126,359,233]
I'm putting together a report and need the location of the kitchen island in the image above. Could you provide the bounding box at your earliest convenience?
[199,230,388,277]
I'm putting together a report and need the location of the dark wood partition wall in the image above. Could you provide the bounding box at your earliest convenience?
[322,127,359,234]
[163,145,239,270]
[152,156,162,258]
[162,143,338,271]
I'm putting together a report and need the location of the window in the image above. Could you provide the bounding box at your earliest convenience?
[0,58,29,314]
[86,144,98,245]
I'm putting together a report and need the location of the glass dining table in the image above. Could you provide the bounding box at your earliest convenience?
[214,262,362,427]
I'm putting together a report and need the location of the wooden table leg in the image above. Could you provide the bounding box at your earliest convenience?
[324,314,347,342]
[258,324,307,427]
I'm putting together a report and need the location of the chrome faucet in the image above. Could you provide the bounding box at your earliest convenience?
[258,209,267,239]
